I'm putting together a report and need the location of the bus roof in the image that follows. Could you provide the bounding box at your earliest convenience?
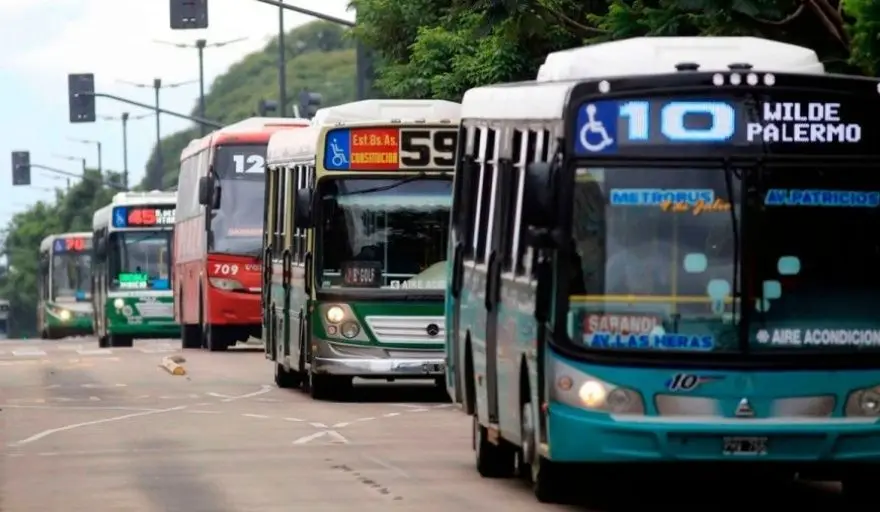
[267,100,462,166]
[463,36,823,121]
[180,117,310,161]
[39,232,91,252]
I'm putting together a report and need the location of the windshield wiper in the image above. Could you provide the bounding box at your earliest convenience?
[335,172,441,197]
[723,159,742,334]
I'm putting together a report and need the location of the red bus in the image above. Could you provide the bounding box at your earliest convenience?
[174,117,310,351]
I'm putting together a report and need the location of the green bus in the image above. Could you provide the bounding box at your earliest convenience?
[37,233,94,339]
[92,191,178,347]
[263,99,460,399]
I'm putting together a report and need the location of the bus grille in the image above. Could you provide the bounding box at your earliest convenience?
[135,302,174,318]
[363,316,445,344]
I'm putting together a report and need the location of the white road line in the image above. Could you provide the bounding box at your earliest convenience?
[310,422,326,428]
[219,385,273,403]
[81,383,126,389]
[206,392,232,399]
[409,408,429,413]
[283,417,304,422]
[186,409,222,414]
[355,417,375,422]
[382,412,401,418]
[1,404,162,412]
[333,422,350,428]
[12,349,46,357]
[242,413,271,419]
[363,454,411,479]
[76,349,112,356]
[292,430,349,445]
[10,405,188,447]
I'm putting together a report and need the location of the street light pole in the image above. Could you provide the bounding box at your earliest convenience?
[153,38,247,136]
[98,112,151,191]
[278,1,287,117]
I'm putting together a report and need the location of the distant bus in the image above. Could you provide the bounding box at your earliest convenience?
[264,100,460,399]
[92,191,177,347]
[0,298,10,339]
[37,233,94,339]
[174,117,310,351]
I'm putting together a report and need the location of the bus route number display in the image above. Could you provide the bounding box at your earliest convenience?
[53,237,89,253]
[573,94,871,156]
[323,127,458,171]
[112,206,176,228]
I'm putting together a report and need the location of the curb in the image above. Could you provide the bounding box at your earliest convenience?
[160,355,186,376]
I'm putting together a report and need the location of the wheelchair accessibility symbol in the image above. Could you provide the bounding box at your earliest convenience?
[576,102,618,155]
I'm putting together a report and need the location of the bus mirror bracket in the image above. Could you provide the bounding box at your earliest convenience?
[294,188,313,229]
[95,237,107,258]
[198,176,220,207]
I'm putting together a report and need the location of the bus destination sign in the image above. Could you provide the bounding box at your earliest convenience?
[571,90,878,157]
[323,127,458,171]
[53,237,91,253]
[112,205,176,228]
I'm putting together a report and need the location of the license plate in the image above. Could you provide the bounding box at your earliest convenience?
[722,436,768,455]
[422,363,443,373]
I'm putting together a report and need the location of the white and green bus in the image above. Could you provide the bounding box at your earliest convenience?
[37,233,94,339]
[92,191,177,347]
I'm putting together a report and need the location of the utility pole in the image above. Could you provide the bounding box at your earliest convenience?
[278,1,287,116]
[98,112,152,190]
[67,137,103,175]
[153,37,247,135]
[118,78,198,185]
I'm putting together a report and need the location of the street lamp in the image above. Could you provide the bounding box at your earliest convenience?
[153,37,247,135]
[67,137,103,175]
[98,112,152,190]
[50,154,86,189]
[117,78,197,184]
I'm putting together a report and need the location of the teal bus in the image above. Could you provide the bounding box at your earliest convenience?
[446,36,880,502]
[38,233,94,339]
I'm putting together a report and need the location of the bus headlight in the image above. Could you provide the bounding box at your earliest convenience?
[326,306,345,323]
[59,309,71,321]
[551,360,644,414]
[208,278,245,291]
[341,321,360,339]
[845,386,880,416]
[114,298,125,309]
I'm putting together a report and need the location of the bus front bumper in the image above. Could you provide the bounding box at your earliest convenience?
[547,402,880,472]
[311,338,445,378]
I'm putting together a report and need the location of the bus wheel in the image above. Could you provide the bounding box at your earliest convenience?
[98,335,109,348]
[522,402,564,503]
[181,324,201,349]
[474,415,515,478]
[40,329,49,340]
[205,325,229,352]
[842,478,873,502]
[109,335,133,348]
[274,342,301,389]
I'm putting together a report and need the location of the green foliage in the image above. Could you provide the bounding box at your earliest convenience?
[355,0,880,102]
[0,171,123,337]
[139,21,358,190]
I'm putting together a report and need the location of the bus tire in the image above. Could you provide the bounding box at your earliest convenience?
[474,415,515,478]
[842,478,873,502]
[205,325,229,352]
[274,336,301,389]
[109,334,133,348]
[98,335,109,348]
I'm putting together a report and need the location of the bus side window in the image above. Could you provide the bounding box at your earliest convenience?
[471,128,497,264]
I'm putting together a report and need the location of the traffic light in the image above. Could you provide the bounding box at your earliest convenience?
[11,151,30,186]
[257,99,279,117]
[298,90,323,119]
[170,0,208,29]
[68,73,96,123]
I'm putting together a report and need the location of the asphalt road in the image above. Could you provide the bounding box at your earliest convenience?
[0,337,850,511]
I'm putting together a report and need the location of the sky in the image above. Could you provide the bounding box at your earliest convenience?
[0,0,354,225]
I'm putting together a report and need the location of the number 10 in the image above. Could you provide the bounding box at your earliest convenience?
[619,101,736,142]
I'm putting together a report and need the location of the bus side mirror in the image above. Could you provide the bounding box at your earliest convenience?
[522,162,558,248]
[39,259,49,273]
[95,238,106,258]
[294,188,313,229]
[198,176,214,206]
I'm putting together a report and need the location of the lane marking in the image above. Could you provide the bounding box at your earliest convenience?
[12,349,46,357]
[293,430,348,445]
[76,349,112,356]
[0,404,161,412]
[333,422,350,428]
[81,383,127,389]
[10,405,187,447]
[363,454,411,479]
[242,413,271,419]
[310,422,327,428]
[186,409,222,414]
[383,412,401,418]
[219,385,273,403]
[284,417,304,422]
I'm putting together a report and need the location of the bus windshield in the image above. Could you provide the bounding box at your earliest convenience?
[750,167,880,352]
[210,144,266,256]
[317,178,451,291]
[109,231,172,291]
[567,167,741,354]
[52,251,92,301]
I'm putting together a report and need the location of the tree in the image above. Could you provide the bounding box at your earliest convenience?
[0,170,122,337]
[352,0,880,101]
